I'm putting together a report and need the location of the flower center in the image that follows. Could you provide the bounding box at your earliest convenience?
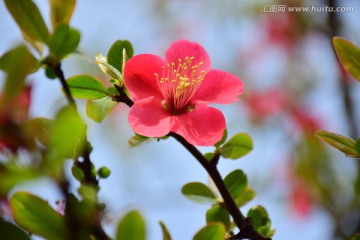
[154,56,206,114]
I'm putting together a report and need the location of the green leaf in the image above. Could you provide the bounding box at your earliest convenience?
[315,130,358,157]
[0,45,36,99]
[107,86,117,95]
[352,233,360,240]
[64,194,97,230]
[0,220,30,240]
[128,134,151,147]
[98,166,111,179]
[67,75,109,99]
[116,210,146,240]
[204,152,215,161]
[10,192,69,240]
[193,224,226,240]
[181,182,216,204]
[355,139,360,154]
[71,164,85,182]
[49,0,76,28]
[86,96,117,123]
[333,37,360,81]
[206,206,231,231]
[49,106,86,157]
[78,184,98,203]
[234,186,257,207]
[5,0,49,44]
[46,106,86,177]
[28,117,53,147]
[49,24,80,58]
[95,54,123,80]
[247,205,275,238]
[0,45,39,74]
[220,133,253,160]
[0,163,40,196]
[224,169,247,199]
[215,129,228,148]
[159,221,172,240]
[45,65,58,79]
[107,40,134,73]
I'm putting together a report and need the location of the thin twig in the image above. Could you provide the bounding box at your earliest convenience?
[52,62,76,107]
[52,62,110,240]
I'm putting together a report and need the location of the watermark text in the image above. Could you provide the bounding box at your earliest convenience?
[262,4,354,13]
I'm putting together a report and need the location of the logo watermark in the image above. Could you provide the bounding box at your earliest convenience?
[262,4,354,13]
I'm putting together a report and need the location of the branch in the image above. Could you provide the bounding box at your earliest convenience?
[169,132,269,240]
[113,86,268,239]
[113,84,134,107]
[51,61,76,107]
[51,62,110,240]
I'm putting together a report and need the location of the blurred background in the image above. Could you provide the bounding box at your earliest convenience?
[1,0,360,239]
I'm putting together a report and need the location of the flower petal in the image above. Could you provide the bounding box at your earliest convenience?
[165,40,211,72]
[128,97,171,137]
[171,104,225,146]
[192,69,244,104]
[124,54,165,101]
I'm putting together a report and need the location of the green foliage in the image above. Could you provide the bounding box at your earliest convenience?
[193,224,226,240]
[247,205,275,238]
[223,170,256,207]
[0,163,39,197]
[206,205,231,231]
[49,0,76,28]
[64,194,97,237]
[128,134,152,147]
[107,40,134,73]
[0,44,38,74]
[0,220,30,240]
[67,75,109,99]
[234,186,257,207]
[28,117,53,147]
[355,139,360,154]
[45,106,87,177]
[224,169,247,200]
[116,210,146,240]
[352,233,360,240]
[5,0,49,45]
[71,165,85,182]
[0,45,37,99]
[159,221,172,240]
[215,129,228,148]
[10,192,69,240]
[204,152,215,161]
[49,24,80,58]
[98,166,111,179]
[181,182,217,204]
[95,54,123,81]
[220,133,253,160]
[333,37,360,81]
[78,184,98,203]
[86,96,117,122]
[45,65,58,79]
[315,130,359,157]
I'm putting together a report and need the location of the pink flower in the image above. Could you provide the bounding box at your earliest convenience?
[244,88,287,121]
[124,40,243,146]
